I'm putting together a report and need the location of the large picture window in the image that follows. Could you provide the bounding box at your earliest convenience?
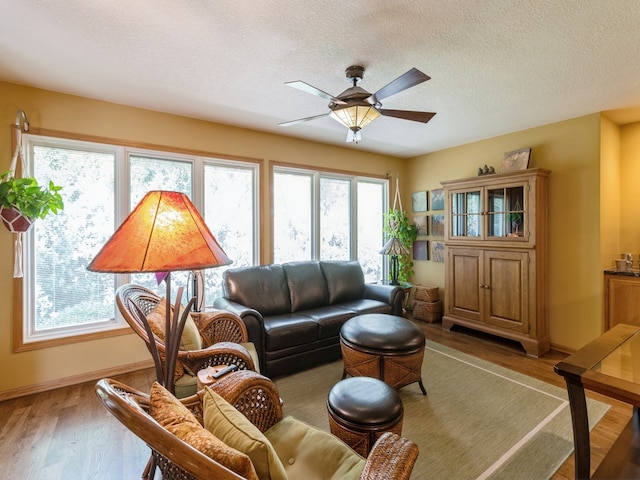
[272,166,387,282]
[18,134,259,349]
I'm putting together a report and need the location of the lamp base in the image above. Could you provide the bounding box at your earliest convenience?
[390,255,400,286]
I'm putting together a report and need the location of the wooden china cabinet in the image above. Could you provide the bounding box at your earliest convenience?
[441,168,551,356]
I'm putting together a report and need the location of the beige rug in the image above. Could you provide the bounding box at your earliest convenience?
[274,340,609,480]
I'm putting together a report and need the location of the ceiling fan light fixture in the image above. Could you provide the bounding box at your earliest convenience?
[329,103,381,130]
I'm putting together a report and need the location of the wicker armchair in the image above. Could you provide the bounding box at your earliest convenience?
[116,284,257,397]
[96,371,419,480]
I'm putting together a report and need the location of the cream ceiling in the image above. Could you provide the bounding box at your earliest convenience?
[1,0,640,158]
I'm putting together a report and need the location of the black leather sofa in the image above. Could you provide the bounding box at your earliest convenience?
[213,260,404,378]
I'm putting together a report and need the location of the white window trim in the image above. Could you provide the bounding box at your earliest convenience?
[16,133,261,350]
[272,165,388,264]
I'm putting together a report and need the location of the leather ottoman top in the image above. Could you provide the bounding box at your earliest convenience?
[327,376,403,425]
[340,313,425,352]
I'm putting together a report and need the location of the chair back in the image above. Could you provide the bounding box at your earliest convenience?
[95,378,246,480]
[116,283,168,352]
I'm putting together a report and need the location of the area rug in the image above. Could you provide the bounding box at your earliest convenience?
[274,340,609,480]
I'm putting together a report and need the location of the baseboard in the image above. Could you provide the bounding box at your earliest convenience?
[549,341,576,355]
[0,359,154,402]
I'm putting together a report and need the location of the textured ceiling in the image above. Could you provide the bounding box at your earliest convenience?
[1,0,640,158]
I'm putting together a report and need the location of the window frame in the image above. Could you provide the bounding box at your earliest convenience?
[270,162,389,273]
[13,129,261,352]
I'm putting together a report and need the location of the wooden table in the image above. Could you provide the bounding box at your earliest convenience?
[554,324,640,479]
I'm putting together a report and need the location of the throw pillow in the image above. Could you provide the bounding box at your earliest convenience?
[150,298,203,351]
[265,416,365,480]
[202,386,288,480]
[149,382,258,480]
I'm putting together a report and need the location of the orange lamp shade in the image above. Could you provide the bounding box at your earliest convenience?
[87,191,232,273]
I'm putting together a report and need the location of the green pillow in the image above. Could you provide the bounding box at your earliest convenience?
[265,416,365,480]
[203,387,288,480]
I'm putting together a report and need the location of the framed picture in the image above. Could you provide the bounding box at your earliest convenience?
[501,148,531,173]
[412,191,428,212]
[430,188,444,211]
[413,215,428,236]
[430,241,445,263]
[430,214,445,237]
[413,240,428,261]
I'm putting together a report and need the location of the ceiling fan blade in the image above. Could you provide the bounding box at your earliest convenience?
[367,68,431,104]
[379,109,436,123]
[278,112,330,127]
[285,81,347,105]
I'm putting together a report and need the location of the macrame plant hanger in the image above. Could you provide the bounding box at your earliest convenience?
[392,174,403,213]
[5,110,30,278]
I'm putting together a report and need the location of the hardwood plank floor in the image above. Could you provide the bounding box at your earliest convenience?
[0,322,632,479]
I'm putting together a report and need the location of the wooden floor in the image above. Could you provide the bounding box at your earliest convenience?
[0,322,632,479]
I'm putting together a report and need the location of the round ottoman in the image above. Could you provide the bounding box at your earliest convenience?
[327,376,404,457]
[340,313,427,395]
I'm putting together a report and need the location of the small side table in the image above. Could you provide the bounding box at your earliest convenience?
[379,280,413,314]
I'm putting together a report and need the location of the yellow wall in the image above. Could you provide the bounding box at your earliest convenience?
[3,80,640,398]
[620,121,640,252]
[405,115,603,351]
[600,116,621,302]
[0,82,403,397]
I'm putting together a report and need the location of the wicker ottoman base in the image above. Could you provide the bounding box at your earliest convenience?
[340,313,427,395]
[327,377,404,457]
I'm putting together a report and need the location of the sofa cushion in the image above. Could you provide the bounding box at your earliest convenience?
[266,416,365,480]
[263,314,318,351]
[301,306,354,339]
[320,261,365,304]
[338,298,393,315]
[224,265,291,316]
[149,382,258,480]
[283,261,329,312]
[203,387,288,480]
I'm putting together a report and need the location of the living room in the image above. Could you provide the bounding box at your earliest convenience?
[2,2,640,479]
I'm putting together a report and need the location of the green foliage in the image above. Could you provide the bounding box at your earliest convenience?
[383,209,418,282]
[0,170,64,220]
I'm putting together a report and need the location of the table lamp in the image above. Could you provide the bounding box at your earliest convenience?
[87,190,232,393]
[380,236,409,286]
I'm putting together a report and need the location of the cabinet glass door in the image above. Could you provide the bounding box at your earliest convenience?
[487,186,524,238]
[451,190,481,237]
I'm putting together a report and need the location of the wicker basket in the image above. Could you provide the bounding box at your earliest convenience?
[413,300,442,323]
[413,284,439,302]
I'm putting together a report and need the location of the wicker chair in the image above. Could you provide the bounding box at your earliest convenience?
[96,371,419,480]
[116,284,257,397]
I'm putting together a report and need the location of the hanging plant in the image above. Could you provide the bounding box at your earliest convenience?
[383,209,418,283]
[0,170,64,232]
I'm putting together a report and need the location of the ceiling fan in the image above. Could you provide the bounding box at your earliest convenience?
[279,65,435,143]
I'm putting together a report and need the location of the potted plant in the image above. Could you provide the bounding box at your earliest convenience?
[383,208,418,283]
[0,170,64,232]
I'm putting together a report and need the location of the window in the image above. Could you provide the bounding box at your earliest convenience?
[272,166,387,282]
[18,134,259,349]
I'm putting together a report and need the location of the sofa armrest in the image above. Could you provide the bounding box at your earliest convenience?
[363,283,404,316]
[213,297,266,369]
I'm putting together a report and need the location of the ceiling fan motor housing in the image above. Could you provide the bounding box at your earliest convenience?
[345,65,365,84]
